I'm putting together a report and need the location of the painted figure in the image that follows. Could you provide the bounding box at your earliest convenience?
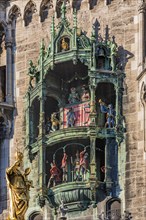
[79,148,88,181]
[68,87,80,104]
[81,85,90,102]
[61,152,68,182]
[73,151,80,181]
[67,108,76,127]
[51,112,60,131]
[99,99,116,128]
[48,162,61,188]
[6,152,33,220]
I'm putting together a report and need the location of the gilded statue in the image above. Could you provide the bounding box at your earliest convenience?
[61,38,69,51]
[6,152,33,220]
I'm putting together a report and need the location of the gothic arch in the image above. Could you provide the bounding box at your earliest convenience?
[29,211,43,220]
[8,5,21,22]
[24,0,37,26]
[40,0,53,22]
[106,197,121,218]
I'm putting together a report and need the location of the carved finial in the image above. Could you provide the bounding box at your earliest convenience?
[73,8,77,28]
[61,1,66,19]
[105,25,109,42]
[91,25,96,42]
[51,14,55,33]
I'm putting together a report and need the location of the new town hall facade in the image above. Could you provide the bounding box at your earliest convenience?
[0,0,146,219]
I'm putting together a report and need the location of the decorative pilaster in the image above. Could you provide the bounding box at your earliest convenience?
[73,8,77,49]
[105,138,118,195]
[115,78,125,145]
[90,137,96,181]
[89,76,97,112]
[91,25,96,70]
[38,40,46,204]
[5,24,13,105]
[51,15,55,51]
[25,91,31,147]
[138,1,146,69]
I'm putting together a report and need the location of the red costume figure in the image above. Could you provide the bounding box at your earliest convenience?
[61,152,68,182]
[81,86,90,102]
[48,162,61,188]
[79,149,88,181]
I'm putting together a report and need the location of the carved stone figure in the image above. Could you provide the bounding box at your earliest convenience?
[79,148,88,181]
[68,87,80,104]
[48,162,61,188]
[66,108,76,127]
[107,38,118,71]
[81,85,90,102]
[99,99,116,128]
[61,38,69,51]
[51,112,60,131]
[6,152,33,220]
[61,152,68,182]
[28,60,39,88]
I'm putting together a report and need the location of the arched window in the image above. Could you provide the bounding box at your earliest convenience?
[40,0,53,22]
[29,212,43,220]
[106,198,121,219]
[24,1,37,26]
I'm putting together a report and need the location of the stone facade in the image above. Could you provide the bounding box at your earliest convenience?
[0,0,146,220]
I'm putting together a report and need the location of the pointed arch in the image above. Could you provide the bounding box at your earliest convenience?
[24,0,37,26]
[8,5,21,23]
[40,0,53,22]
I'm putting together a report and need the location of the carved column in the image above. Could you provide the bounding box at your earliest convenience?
[89,76,97,125]
[38,41,46,205]
[138,2,146,69]
[90,137,96,181]
[25,92,31,147]
[5,23,13,105]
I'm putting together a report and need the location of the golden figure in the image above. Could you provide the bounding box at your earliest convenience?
[6,152,33,220]
[61,38,69,51]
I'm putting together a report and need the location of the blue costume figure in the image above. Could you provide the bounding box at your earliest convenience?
[99,99,116,128]
[67,108,76,127]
